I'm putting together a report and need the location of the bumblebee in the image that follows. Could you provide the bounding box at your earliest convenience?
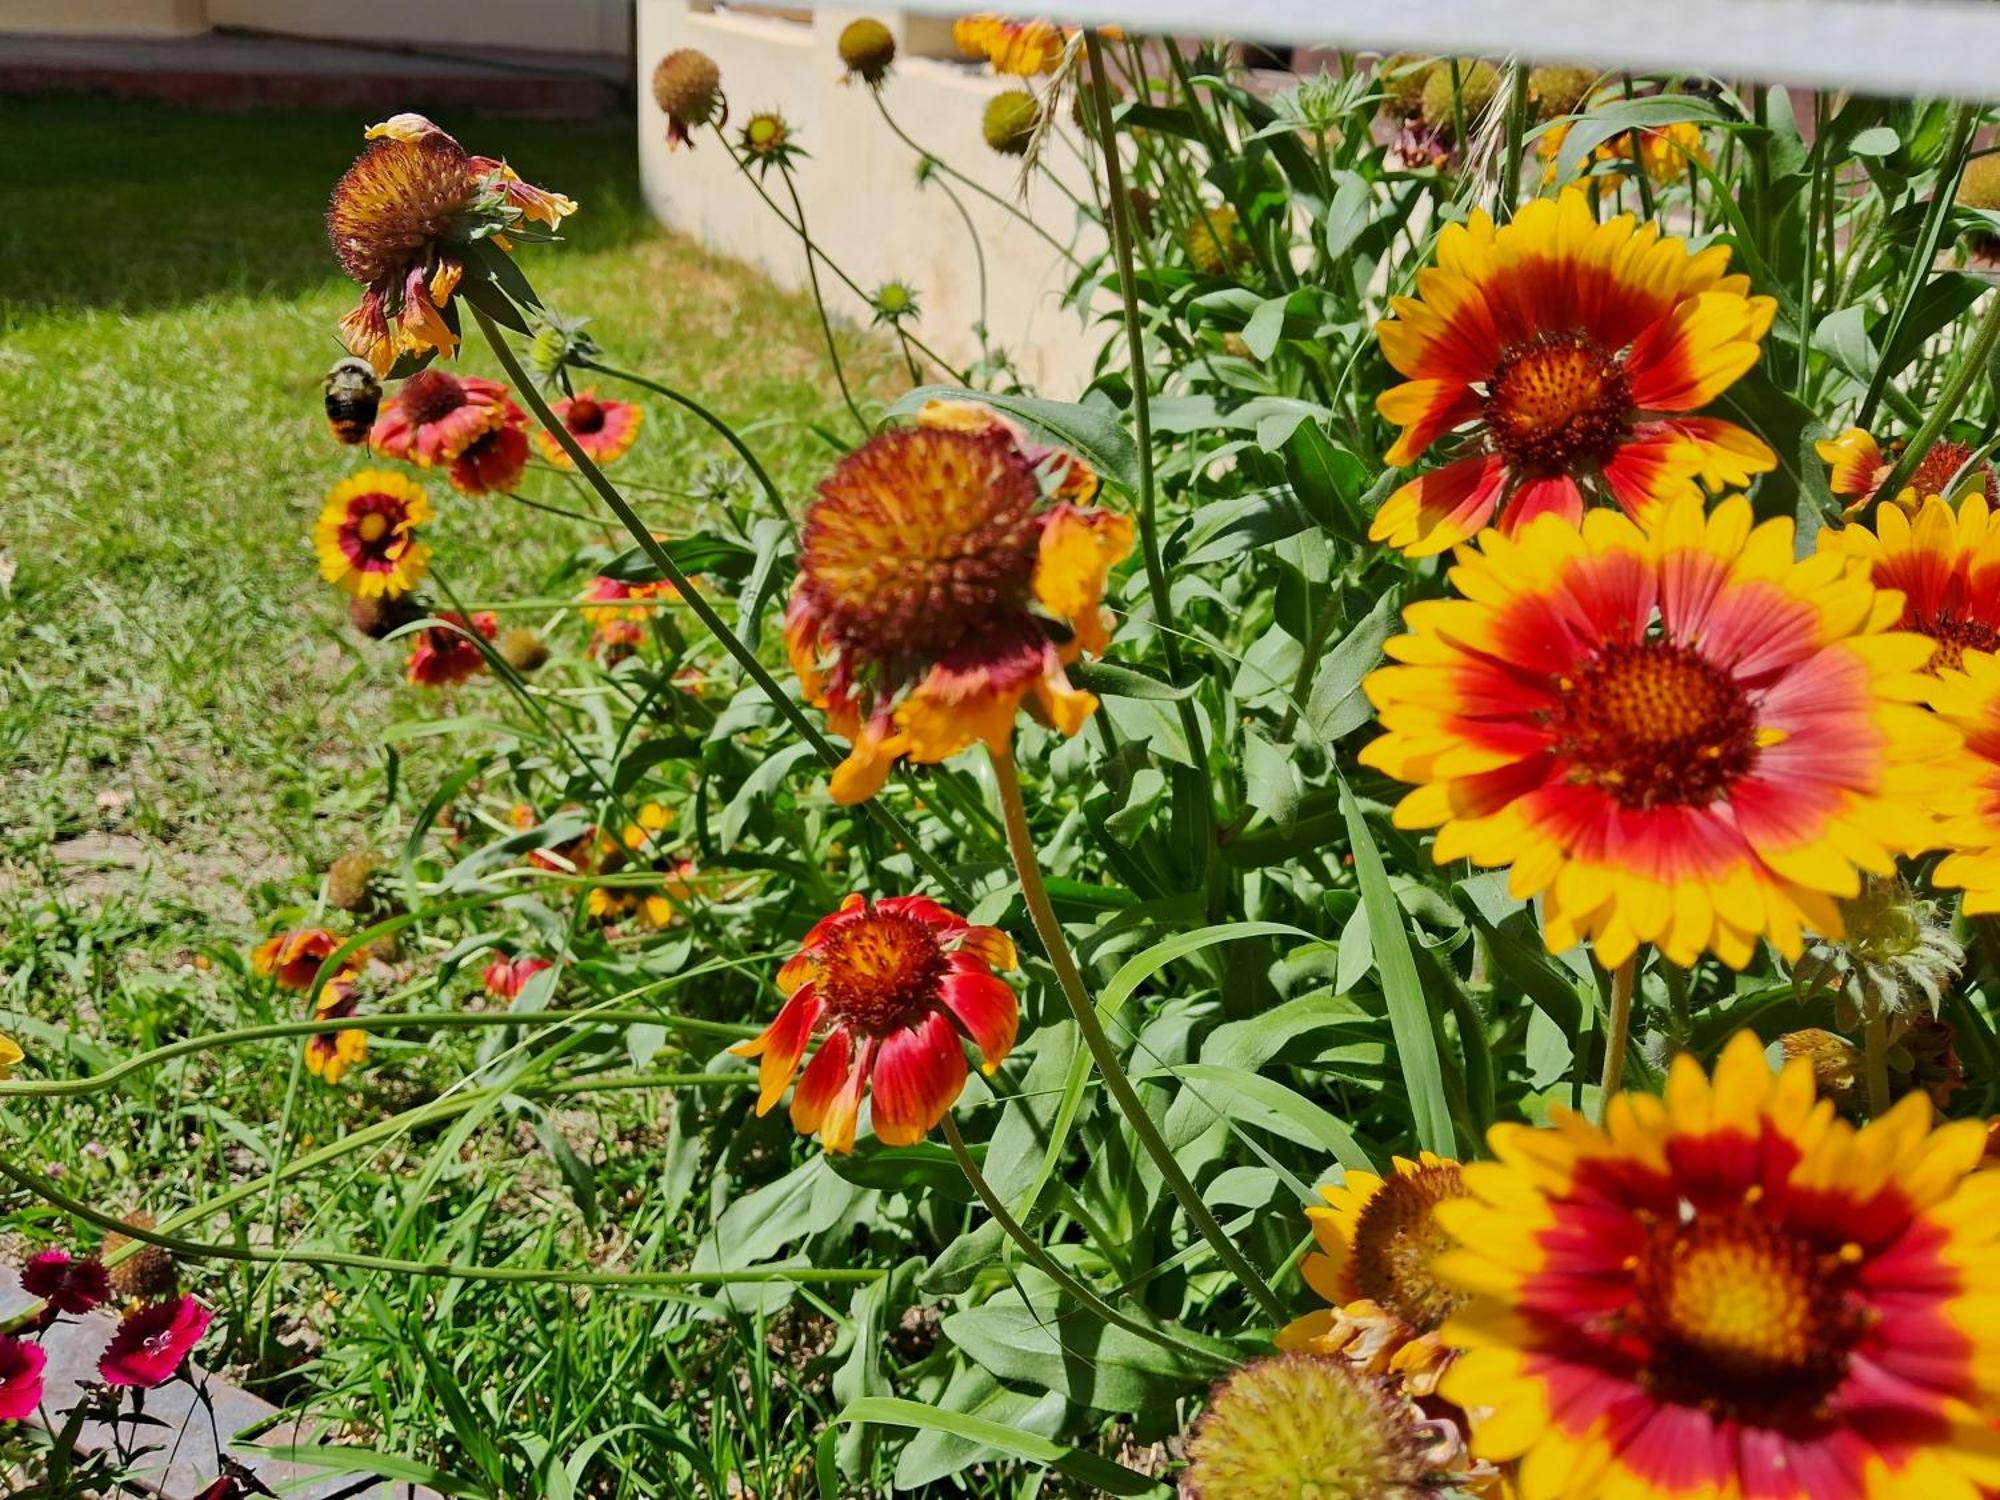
[322,356,381,445]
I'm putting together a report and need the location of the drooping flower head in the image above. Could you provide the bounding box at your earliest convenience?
[1436,1031,2000,1499]
[482,952,554,1000]
[1181,1353,1475,1500]
[251,927,342,991]
[533,388,643,467]
[304,972,367,1084]
[788,402,1132,802]
[0,1335,46,1421]
[1278,1153,1471,1396]
[1361,496,1962,968]
[1372,188,1776,556]
[448,406,529,496]
[652,49,724,149]
[1818,427,1999,517]
[22,1249,111,1316]
[328,114,575,376]
[837,17,896,86]
[1820,496,2000,675]
[731,894,1019,1152]
[99,1294,213,1388]
[369,369,510,466]
[405,610,496,687]
[314,471,432,599]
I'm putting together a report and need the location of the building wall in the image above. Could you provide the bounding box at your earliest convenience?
[1,0,630,52]
[637,0,1105,393]
[1,0,206,33]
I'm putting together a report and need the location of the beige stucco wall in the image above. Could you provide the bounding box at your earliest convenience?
[202,0,630,52]
[0,0,206,33]
[637,0,1104,393]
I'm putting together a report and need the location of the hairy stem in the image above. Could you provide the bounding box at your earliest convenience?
[1598,954,1638,1117]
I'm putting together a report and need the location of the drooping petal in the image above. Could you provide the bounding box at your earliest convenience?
[1369,456,1508,558]
[729,985,824,1115]
[939,956,1019,1072]
[867,1011,969,1146]
[789,1026,867,1152]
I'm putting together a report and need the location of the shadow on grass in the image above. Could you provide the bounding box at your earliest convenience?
[0,94,651,329]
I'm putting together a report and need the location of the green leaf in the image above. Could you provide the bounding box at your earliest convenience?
[1555,95,1726,182]
[889,1366,1068,1490]
[261,1446,495,1498]
[852,1393,1166,1495]
[1242,726,1303,832]
[1068,658,1196,701]
[1848,125,1900,157]
[1283,419,1368,542]
[535,1113,599,1230]
[1304,588,1400,743]
[1146,1061,1372,1171]
[886,385,1141,497]
[1340,778,1454,1155]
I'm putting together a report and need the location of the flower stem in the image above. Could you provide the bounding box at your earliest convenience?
[1870,281,2000,503]
[578,359,791,531]
[1862,1005,1893,1117]
[777,160,869,435]
[1598,954,1638,1117]
[471,303,974,910]
[988,745,1284,1324]
[939,1114,1227,1368]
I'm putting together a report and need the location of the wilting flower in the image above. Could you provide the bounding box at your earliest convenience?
[1375,54,1438,121]
[1818,426,1998,517]
[0,1335,46,1421]
[304,973,367,1084]
[1528,64,1600,120]
[315,471,432,599]
[838,17,896,86]
[497,626,550,673]
[347,592,424,641]
[1820,496,2000,674]
[0,1033,20,1080]
[1181,1353,1477,1500]
[482,952,554,1000]
[982,89,1039,155]
[952,14,1065,75]
[1372,187,1776,556]
[1778,1027,1864,1107]
[251,927,342,991]
[328,114,575,376]
[326,849,381,912]
[405,610,496,687]
[99,1295,213,1388]
[1436,1030,2000,1499]
[22,1249,111,1316]
[533,389,643,467]
[1362,496,1961,968]
[1185,203,1248,276]
[788,402,1132,802]
[1277,1153,1470,1396]
[731,894,1018,1152]
[103,1212,177,1300]
[652,49,724,148]
[1417,58,1500,143]
[369,369,509,466]
[1794,875,1966,1025]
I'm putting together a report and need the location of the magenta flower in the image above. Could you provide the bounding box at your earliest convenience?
[0,1335,46,1420]
[21,1249,112,1315]
[99,1295,212,1388]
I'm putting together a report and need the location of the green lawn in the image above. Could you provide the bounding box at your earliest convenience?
[0,94,887,927]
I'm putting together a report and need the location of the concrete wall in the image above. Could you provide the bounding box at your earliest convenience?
[1,0,205,33]
[1,0,630,53]
[637,0,1105,393]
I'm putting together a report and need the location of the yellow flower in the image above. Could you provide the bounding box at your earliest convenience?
[0,1033,22,1080]
[1816,426,1997,517]
[837,18,896,86]
[1361,496,1964,967]
[1818,494,2000,673]
[952,13,1065,75]
[1436,1031,2000,1499]
[1923,651,2000,914]
[1276,1153,1469,1396]
[314,470,433,599]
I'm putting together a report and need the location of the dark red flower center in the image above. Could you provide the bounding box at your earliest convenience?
[816,909,948,1036]
[799,426,1044,670]
[340,494,411,569]
[1904,439,1997,504]
[1349,1162,1471,1332]
[1912,607,2000,675]
[566,398,606,434]
[1628,1201,1865,1423]
[1484,331,1633,476]
[400,368,469,428]
[1548,639,1758,809]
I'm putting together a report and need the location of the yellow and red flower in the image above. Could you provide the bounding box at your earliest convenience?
[315,470,432,599]
[1435,1030,2000,1499]
[1923,651,2000,914]
[1540,120,1708,191]
[952,14,1065,74]
[1277,1152,1470,1396]
[405,610,496,687]
[369,369,510,466]
[328,114,576,377]
[1371,187,1776,556]
[1817,427,1999,518]
[533,389,644,467]
[482,952,554,1000]
[448,409,530,496]
[1819,496,2000,674]
[732,894,1019,1152]
[251,927,342,991]
[1361,495,1961,968]
[304,972,367,1084]
[788,402,1133,802]
[582,575,681,659]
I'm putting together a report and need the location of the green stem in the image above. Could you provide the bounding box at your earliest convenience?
[471,302,974,909]
[988,746,1284,1324]
[579,360,791,529]
[939,1115,1225,1368]
[778,161,869,434]
[1598,954,1638,1118]
[0,1156,876,1290]
[1500,61,1530,217]
[1871,283,2000,503]
[1862,1006,1892,1117]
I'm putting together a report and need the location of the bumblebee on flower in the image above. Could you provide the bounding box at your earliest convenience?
[787,399,1133,802]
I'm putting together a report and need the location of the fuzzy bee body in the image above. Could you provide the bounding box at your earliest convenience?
[323,357,382,445]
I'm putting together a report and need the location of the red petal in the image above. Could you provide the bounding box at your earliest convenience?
[1498,473,1585,534]
[791,1026,867,1152]
[729,984,823,1115]
[868,1010,969,1146]
[940,958,1020,1072]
